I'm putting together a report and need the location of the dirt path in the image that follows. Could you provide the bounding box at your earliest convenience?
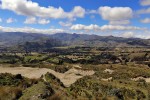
[131,77,150,83]
[0,66,94,87]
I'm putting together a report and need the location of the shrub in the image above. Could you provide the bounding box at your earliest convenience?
[0,86,22,100]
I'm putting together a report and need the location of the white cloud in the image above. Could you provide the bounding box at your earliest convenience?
[70,6,85,18]
[0,26,66,34]
[0,18,2,22]
[122,32,134,38]
[38,19,50,25]
[0,0,85,20]
[136,34,150,39]
[101,25,144,31]
[24,17,50,24]
[116,30,150,39]
[137,8,150,14]
[140,0,150,6]
[24,17,36,24]
[86,7,132,25]
[98,6,133,21]
[109,20,130,25]
[6,18,16,23]
[140,18,150,23]
[71,24,100,31]
[71,24,145,31]
[0,25,149,39]
[59,21,72,27]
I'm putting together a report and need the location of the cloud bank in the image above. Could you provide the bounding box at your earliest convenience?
[0,26,65,34]
[71,24,145,31]
[0,0,85,20]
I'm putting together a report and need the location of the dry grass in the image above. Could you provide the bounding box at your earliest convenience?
[48,93,62,100]
[0,86,22,100]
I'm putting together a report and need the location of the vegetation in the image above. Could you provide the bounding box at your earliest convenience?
[0,45,150,99]
[0,73,39,100]
[19,82,54,100]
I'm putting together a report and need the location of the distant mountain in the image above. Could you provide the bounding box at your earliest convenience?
[0,32,150,49]
[51,33,150,47]
[0,32,49,47]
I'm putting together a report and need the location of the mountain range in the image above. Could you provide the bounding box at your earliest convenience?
[0,32,150,48]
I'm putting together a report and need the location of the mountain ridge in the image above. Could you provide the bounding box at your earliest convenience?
[0,32,150,48]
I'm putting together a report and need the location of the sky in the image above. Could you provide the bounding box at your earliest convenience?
[0,0,150,39]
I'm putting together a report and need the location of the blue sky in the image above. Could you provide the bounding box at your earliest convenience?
[0,0,150,38]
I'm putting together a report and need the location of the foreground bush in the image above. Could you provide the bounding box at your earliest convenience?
[19,82,54,100]
[0,86,22,100]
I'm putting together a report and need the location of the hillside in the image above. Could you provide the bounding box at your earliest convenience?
[0,32,150,49]
[51,33,150,47]
[0,32,50,47]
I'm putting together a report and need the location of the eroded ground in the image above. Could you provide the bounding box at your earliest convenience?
[0,66,94,87]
